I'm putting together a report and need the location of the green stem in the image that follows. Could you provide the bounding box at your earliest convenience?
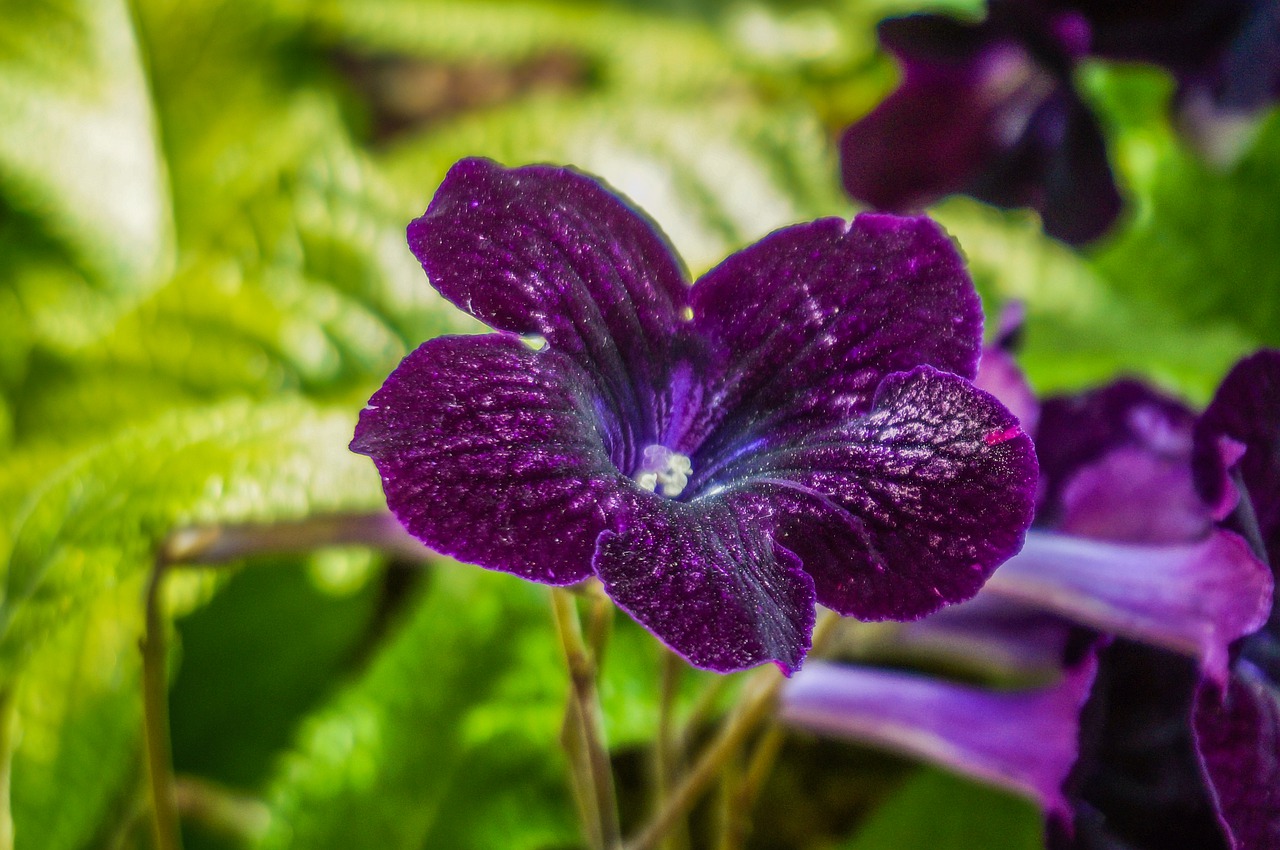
[654,652,688,850]
[141,561,183,850]
[0,689,14,850]
[551,587,622,850]
[162,512,427,567]
[625,611,841,850]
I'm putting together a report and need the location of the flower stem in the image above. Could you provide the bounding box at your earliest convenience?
[142,560,183,850]
[551,587,622,850]
[625,610,840,850]
[654,651,688,850]
[0,689,14,850]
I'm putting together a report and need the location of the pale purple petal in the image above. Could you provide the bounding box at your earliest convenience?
[1036,379,1198,530]
[688,214,982,462]
[781,654,1097,818]
[1194,664,1280,849]
[984,530,1273,685]
[1055,446,1212,544]
[975,346,1040,435]
[897,593,1080,677]
[593,495,815,674]
[351,334,627,585]
[718,366,1037,621]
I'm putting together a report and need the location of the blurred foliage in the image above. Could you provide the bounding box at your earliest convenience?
[0,0,1276,848]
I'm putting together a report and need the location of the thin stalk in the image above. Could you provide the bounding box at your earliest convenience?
[0,689,14,850]
[625,611,841,850]
[654,652,688,850]
[551,588,622,850]
[141,560,182,850]
[162,512,427,567]
[718,724,786,850]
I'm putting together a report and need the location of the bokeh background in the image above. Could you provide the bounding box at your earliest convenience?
[1,0,1277,848]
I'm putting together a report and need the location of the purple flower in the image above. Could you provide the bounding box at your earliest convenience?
[783,349,1279,846]
[350,158,1038,675]
[1042,0,1280,164]
[840,7,1122,245]
[1188,350,1280,849]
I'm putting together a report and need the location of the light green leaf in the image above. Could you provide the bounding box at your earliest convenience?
[253,569,578,850]
[0,0,172,287]
[0,398,382,676]
[383,95,844,275]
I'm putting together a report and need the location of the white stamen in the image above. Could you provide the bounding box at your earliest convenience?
[634,444,693,498]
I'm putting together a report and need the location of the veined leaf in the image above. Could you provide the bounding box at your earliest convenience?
[253,568,578,850]
[0,398,382,676]
[382,95,845,275]
[0,0,172,288]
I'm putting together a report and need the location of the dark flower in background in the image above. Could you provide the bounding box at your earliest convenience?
[1046,0,1280,164]
[351,158,1038,675]
[843,0,1280,243]
[841,5,1122,245]
[782,347,1279,847]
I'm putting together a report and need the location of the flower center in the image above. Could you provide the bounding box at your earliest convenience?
[634,444,693,498]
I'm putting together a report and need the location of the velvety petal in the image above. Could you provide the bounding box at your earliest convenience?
[1194,665,1280,849]
[1054,640,1231,850]
[407,158,694,465]
[593,495,815,674]
[717,366,1037,621]
[780,653,1097,818]
[1036,379,1197,529]
[1194,349,1280,569]
[687,214,982,465]
[984,530,1272,685]
[351,334,627,585]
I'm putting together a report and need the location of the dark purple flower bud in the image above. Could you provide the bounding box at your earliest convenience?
[352,158,1039,674]
[841,9,1122,245]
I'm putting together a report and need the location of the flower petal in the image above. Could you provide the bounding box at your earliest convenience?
[351,334,626,585]
[984,530,1273,685]
[780,653,1097,819]
[842,14,1121,245]
[688,214,982,468]
[593,495,815,674]
[1194,349,1280,568]
[407,158,693,459]
[1036,379,1198,530]
[897,593,1080,677]
[722,366,1037,621]
[1055,446,1212,544]
[1057,640,1231,850]
[1194,665,1280,849]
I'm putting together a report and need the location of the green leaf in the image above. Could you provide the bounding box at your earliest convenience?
[842,766,1044,850]
[0,0,172,287]
[0,398,382,676]
[8,585,144,850]
[382,94,844,275]
[298,0,736,96]
[932,197,1255,403]
[1086,66,1280,348]
[253,568,578,850]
